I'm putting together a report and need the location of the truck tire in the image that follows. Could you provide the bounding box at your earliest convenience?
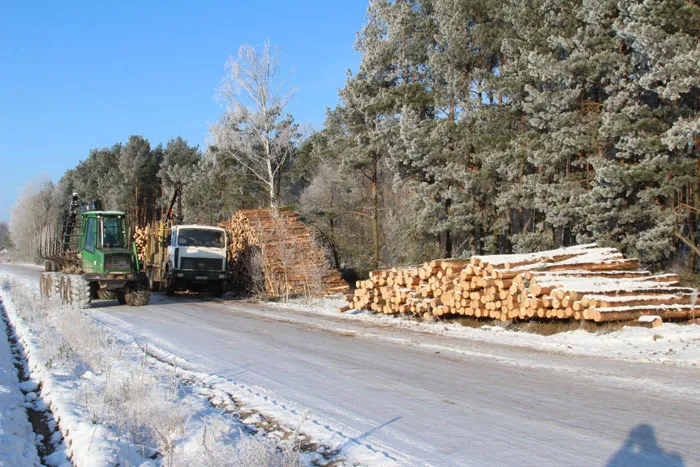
[165,276,176,296]
[209,280,225,298]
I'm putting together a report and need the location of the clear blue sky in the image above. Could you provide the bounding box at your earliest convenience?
[0,1,367,221]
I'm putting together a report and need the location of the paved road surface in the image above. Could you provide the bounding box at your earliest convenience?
[2,263,697,466]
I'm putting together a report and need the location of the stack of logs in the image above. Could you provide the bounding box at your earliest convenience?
[219,208,349,297]
[133,225,149,264]
[342,244,698,323]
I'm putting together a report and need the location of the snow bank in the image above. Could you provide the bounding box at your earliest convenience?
[274,296,700,367]
[0,276,148,466]
[0,300,40,467]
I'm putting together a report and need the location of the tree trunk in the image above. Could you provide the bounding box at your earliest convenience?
[329,217,340,268]
[444,198,453,258]
[371,156,380,268]
[267,160,277,208]
[275,169,282,205]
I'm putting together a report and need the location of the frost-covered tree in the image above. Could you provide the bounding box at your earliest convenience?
[396,0,504,257]
[157,137,202,218]
[0,221,13,251]
[586,0,700,266]
[117,135,160,225]
[494,0,606,251]
[61,136,162,226]
[9,176,57,262]
[209,42,299,208]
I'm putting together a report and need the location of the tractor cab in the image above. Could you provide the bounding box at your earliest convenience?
[79,211,136,274]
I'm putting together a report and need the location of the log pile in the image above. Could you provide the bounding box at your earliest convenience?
[219,208,349,297]
[133,225,149,264]
[343,244,698,323]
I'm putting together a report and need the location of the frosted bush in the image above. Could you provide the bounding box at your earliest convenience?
[169,417,301,467]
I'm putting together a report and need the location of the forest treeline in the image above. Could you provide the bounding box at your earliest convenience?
[8,0,700,276]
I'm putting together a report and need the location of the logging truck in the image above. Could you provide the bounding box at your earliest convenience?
[143,224,228,297]
[140,188,228,297]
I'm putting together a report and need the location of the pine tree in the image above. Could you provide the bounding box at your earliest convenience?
[588,0,700,266]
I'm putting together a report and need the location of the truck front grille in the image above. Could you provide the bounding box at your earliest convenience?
[180,257,223,271]
[105,253,132,271]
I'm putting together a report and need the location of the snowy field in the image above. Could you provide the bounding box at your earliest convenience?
[1,263,699,466]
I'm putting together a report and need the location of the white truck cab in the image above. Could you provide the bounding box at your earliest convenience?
[166,225,227,296]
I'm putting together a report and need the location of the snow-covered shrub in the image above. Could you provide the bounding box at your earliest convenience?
[169,416,301,467]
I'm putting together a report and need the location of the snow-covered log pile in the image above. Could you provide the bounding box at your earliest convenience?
[342,244,698,323]
[220,208,349,297]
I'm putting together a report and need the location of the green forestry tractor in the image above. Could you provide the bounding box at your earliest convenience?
[38,194,150,308]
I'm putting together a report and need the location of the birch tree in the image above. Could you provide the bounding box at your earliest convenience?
[210,42,299,208]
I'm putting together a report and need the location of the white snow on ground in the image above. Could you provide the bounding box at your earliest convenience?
[96,312,414,466]
[1,277,151,466]
[2,265,700,466]
[0,275,311,466]
[273,296,700,367]
[0,294,40,467]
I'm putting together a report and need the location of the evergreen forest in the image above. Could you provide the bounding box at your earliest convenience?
[9,0,700,277]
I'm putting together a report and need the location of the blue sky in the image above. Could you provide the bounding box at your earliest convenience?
[0,1,367,221]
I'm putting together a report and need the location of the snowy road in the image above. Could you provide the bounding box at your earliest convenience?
[3,264,698,466]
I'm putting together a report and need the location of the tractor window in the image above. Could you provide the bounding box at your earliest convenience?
[85,218,96,252]
[102,217,124,248]
[177,229,225,248]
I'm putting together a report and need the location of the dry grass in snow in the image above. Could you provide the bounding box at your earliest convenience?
[1,275,303,466]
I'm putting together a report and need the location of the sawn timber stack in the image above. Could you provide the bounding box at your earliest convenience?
[343,244,698,323]
[220,208,349,297]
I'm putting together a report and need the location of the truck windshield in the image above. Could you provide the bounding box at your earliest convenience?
[102,217,124,248]
[178,229,225,248]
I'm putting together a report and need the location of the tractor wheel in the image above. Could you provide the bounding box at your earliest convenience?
[97,289,117,300]
[68,275,91,309]
[40,273,59,299]
[125,274,150,306]
[39,274,49,297]
[116,290,127,305]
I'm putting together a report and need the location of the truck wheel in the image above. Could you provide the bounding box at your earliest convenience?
[209,281,225,298]
[125,280,150,306]
[165,276,176,296]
